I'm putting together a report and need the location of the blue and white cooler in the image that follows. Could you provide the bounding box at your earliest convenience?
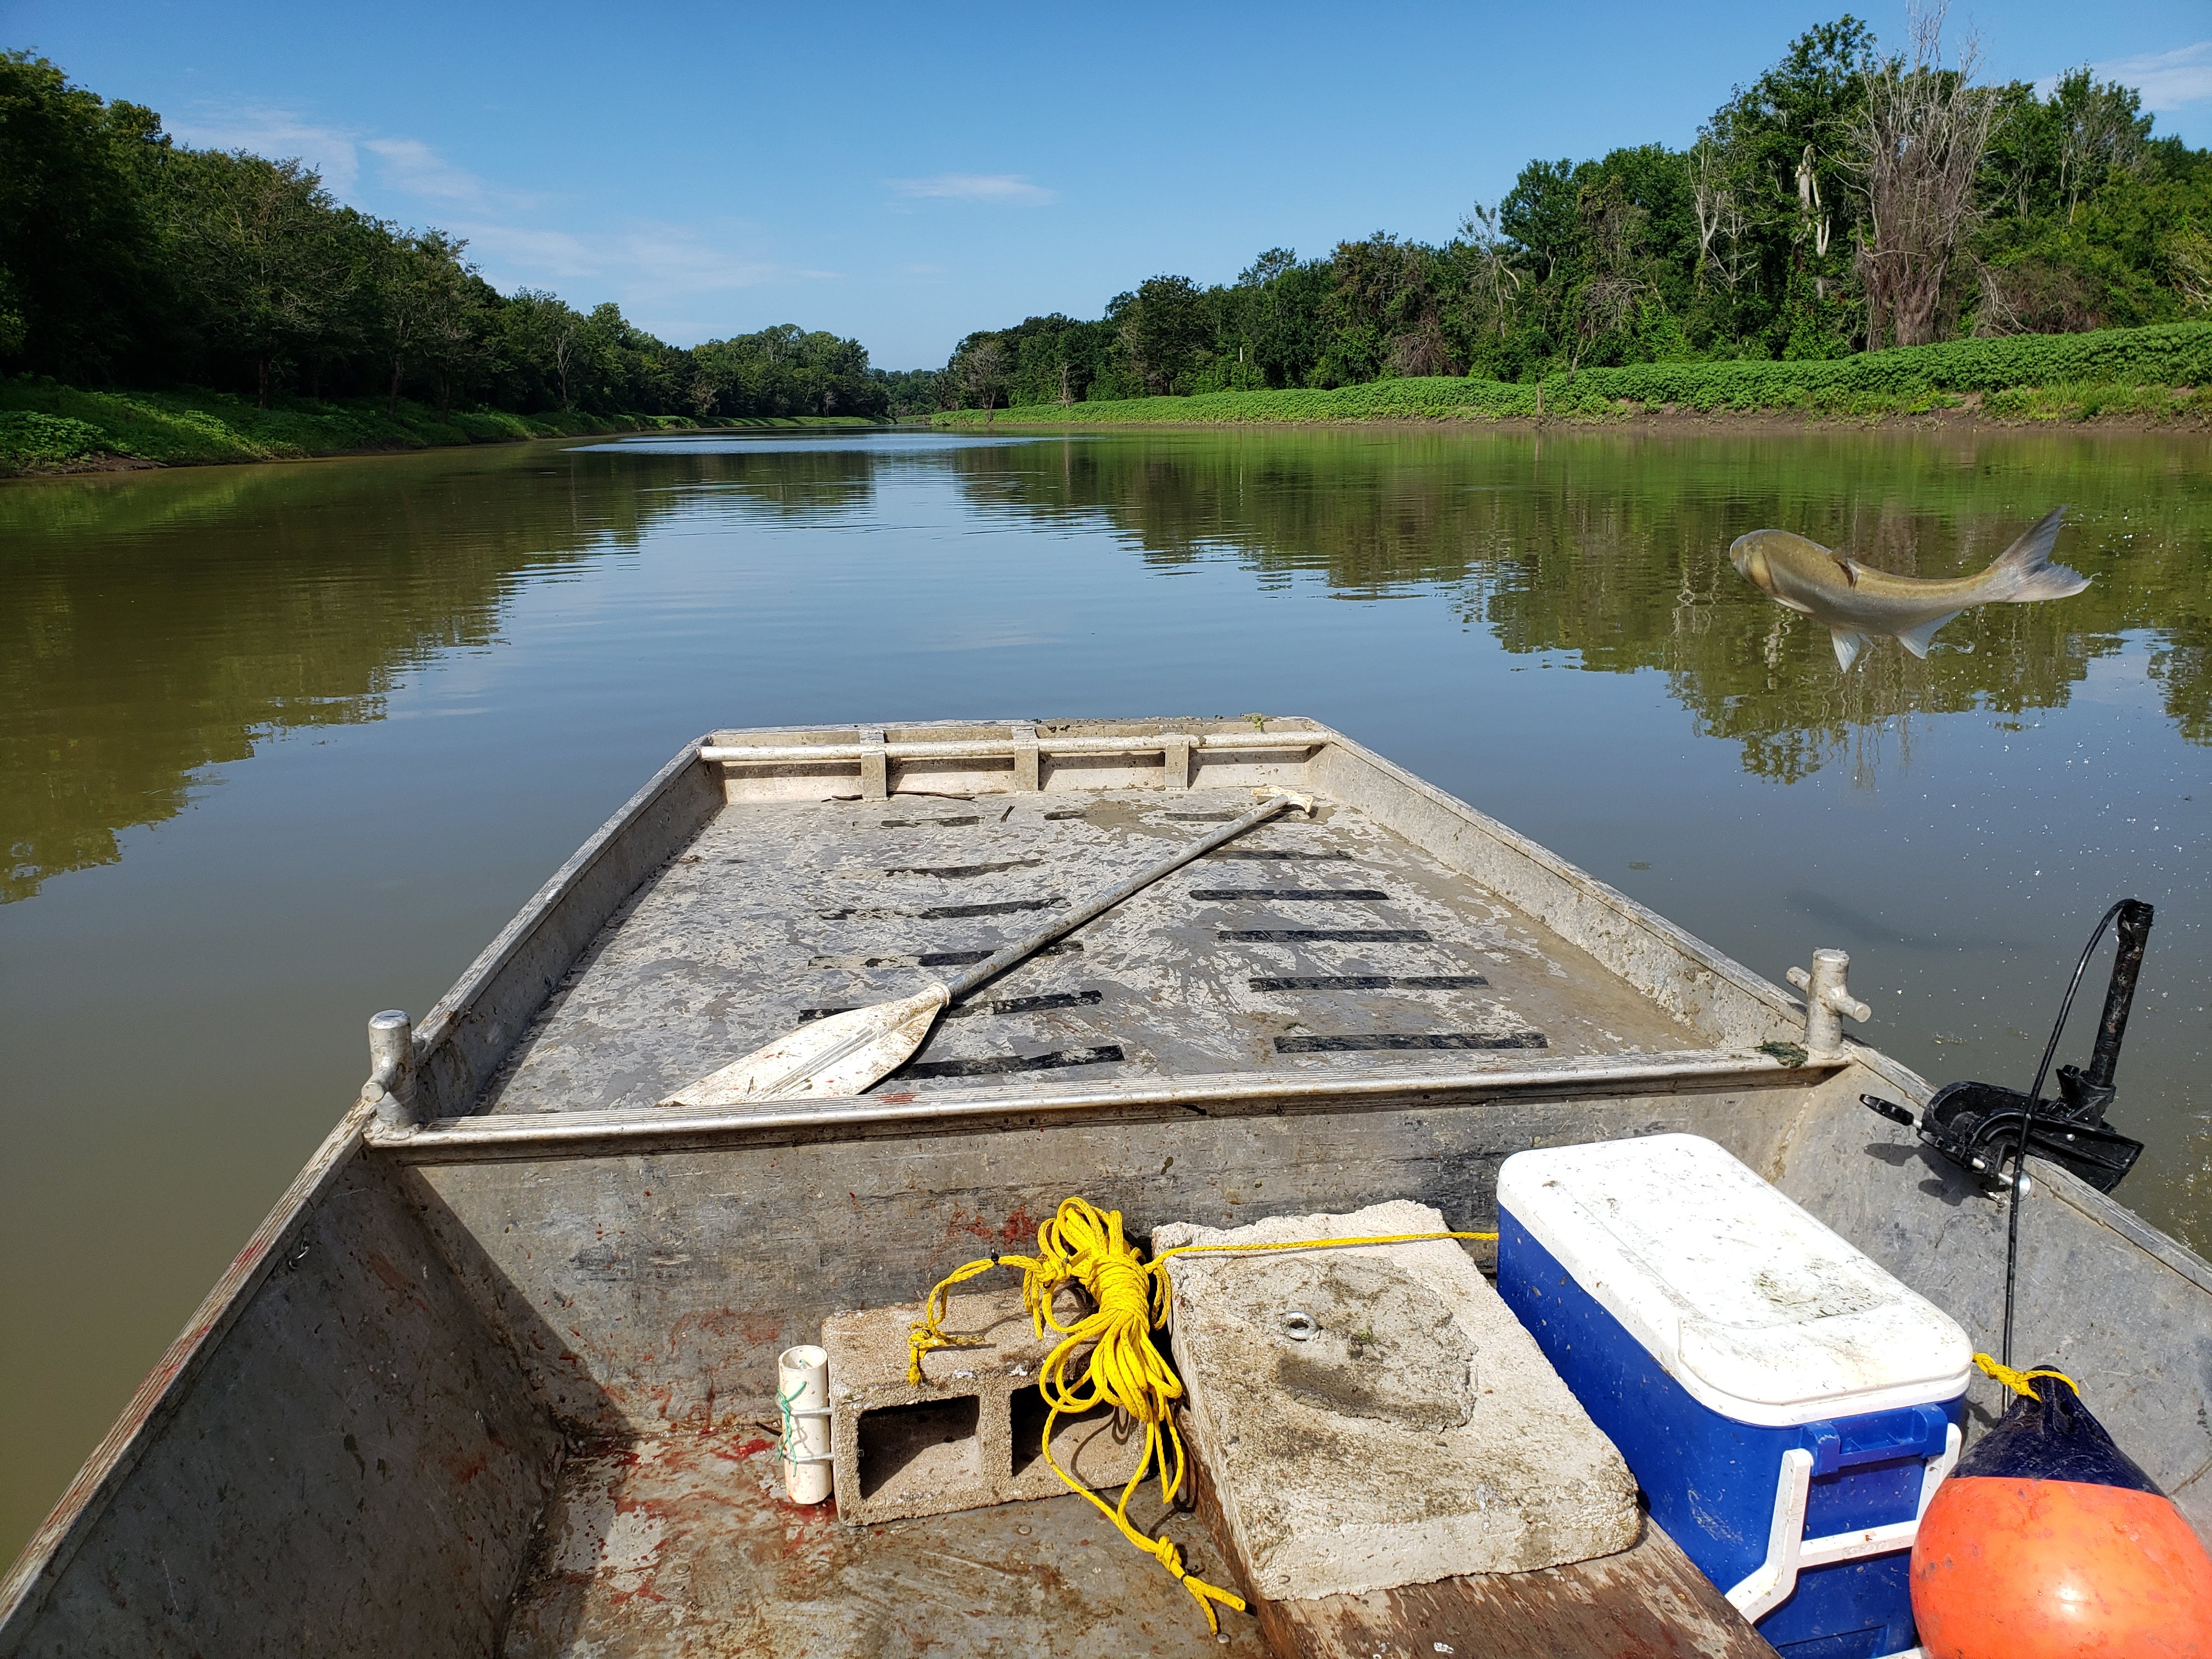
[1497,1133,1971,1659]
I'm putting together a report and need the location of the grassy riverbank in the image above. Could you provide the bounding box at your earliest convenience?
[0,379,889,475]
[934,322,2212,430]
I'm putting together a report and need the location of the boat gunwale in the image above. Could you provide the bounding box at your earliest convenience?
[408,732,714,1120]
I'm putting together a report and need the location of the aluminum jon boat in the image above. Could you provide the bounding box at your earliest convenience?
[4,716,2207,1659]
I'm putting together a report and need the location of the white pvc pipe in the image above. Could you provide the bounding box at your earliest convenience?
[777,1344,833,1506]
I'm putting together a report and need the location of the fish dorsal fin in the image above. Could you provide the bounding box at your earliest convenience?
[1830,554,1863,586]
[1895,611,1963,659]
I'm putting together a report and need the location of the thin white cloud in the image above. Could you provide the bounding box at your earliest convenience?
[166,106,360,190]
[161,104,839,343]
[888,172,1056,206]
[459,218,837,304]
[362,137,536,211]
[2069,41,2212,111]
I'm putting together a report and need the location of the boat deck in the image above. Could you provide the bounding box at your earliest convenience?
[482,787,1696,1114]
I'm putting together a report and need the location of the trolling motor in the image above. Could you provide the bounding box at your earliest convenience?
[1862,900,2153,1196]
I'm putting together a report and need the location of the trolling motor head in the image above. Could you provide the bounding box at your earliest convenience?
[1863,900,2152,1195]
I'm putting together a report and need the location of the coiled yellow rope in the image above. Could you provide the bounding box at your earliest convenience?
[1975,1352,2080,1398]
[906,1195,1498,1631]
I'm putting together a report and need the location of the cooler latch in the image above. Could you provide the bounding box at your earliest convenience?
[1798,1403,1953,1476]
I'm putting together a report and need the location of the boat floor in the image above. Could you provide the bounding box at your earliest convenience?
[483,787,1696,1114]
[500,1430,1271,1658]
[501,1430,1773,1659]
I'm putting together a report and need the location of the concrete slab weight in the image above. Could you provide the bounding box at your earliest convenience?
[822,1282,1146,1526]
[1155,1200,1639,1601]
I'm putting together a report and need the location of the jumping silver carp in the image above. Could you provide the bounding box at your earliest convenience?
[1730,506,2090,671]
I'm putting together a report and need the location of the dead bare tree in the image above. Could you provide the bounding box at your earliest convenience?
[1456,203,1523,335]
[1691,144,1722,287]
[1690,145,1756,294]
[952,338,1009,410]
[2171,227,2212,314]
[1847,3,1995,348]
[1794,143,1836,300]
[1566,275,1650,382]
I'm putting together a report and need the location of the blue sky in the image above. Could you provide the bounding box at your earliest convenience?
[13,2,2210,367]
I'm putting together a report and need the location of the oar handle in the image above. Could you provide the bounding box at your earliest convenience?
[942,792,1313,1003]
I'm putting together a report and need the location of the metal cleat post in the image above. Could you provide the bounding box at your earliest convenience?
[1787,949,1871,1060]
[362,1009,419,1128]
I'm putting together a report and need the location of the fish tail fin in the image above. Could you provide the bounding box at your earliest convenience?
[1831,629,1871,672]
[1981,506,2091,602]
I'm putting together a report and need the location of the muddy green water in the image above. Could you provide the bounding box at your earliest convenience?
[2,426,2207,1557]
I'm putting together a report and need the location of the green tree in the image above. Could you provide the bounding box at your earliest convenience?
[1236,250,1334,389]
[371,229,487,416]
[163,150,368,403]
[1110,275,1210,394]
[0,52,173,379]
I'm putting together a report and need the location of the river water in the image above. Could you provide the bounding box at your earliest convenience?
[2,425,2207,1554]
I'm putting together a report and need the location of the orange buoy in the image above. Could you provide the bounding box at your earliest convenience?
[1912,1363,2212,1659]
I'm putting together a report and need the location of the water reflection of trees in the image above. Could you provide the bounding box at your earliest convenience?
[0,445,879,901]
[952,431,2211,781]
[8,429,2203,902]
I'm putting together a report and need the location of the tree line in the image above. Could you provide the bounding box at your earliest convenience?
[0,52,893,418]
[930,14,2212,412]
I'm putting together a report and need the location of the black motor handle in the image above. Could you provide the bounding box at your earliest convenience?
[2086,900,2154,1091]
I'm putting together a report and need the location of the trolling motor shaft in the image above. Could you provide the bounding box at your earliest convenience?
[1862,901,2153,1195]
[2055,899,2153,1125]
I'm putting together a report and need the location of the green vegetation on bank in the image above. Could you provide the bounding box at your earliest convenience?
[1,52,902,428]
[0,379,884,474]
[921,16,2211,419]
[933,321,2212,428]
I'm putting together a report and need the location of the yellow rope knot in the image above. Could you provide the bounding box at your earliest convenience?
[904,1194,1498,1633]
[1975,1352,2080,1399]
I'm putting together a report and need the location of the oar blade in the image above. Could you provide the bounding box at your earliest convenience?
[661,986,947,1107]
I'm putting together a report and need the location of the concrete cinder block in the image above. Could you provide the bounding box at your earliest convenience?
[1155,1200,1639,1601]
[822,1283,1145,1526]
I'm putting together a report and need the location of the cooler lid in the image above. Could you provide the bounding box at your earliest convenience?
[1498,1133,1971,1427]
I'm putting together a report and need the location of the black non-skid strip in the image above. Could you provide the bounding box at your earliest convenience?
[1189,888,1389,901]
[806,941,1084,970]
[967,989,1103,1018]
[1207,849,1351,861]
[1163,811,1239,821]
[1250,974,1491,991]
[1275,1032,1549,1053]
[918,897,1063,920]
[900,1045,1126,1080]
[880,858,1043,879]
[1220,928,1433,943]
[818,896,1064,921]
[1042,809,1090,820]
[799,989,1104,1024]
[879,815,981,828]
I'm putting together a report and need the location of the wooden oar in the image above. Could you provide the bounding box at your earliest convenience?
[661,790,1315,1107]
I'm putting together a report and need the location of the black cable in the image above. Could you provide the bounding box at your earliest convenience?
[2001,900,2131,1367]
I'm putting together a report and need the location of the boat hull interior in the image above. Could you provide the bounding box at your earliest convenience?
[5,719,2206,1658]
